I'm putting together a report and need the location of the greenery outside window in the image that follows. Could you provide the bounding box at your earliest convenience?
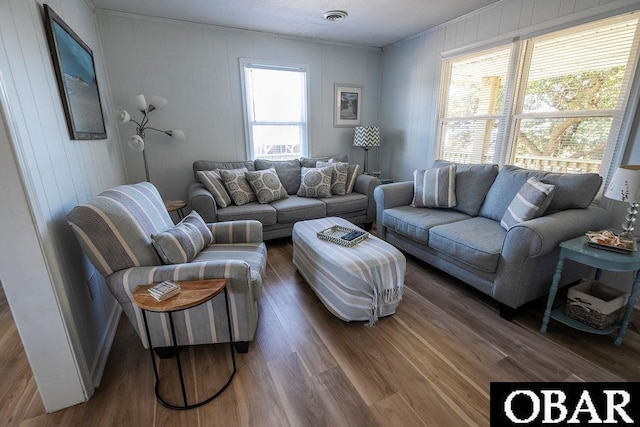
[241,59,309,160]
[437,12,640,182]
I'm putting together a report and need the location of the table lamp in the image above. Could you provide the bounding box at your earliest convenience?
[604,165,640,236]
[353,126,380,174]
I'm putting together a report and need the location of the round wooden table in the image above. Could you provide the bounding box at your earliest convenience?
[133,279,236,410]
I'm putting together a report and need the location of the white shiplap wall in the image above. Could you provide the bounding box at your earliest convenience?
[380,0,640,181]
[96,12,383,201]
[0,0,125,411]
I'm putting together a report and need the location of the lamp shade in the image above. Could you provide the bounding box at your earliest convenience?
[115,108,130,124]
[605,165,640,203]
[148,95,168,112]
[353,126,380,148]
[129,94,147,112]
[127,134,145,152]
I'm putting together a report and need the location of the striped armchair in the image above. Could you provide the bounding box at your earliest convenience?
[68,182,266,352]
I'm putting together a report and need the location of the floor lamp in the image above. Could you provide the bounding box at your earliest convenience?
[115,94,185,182]
[353,126,380,174]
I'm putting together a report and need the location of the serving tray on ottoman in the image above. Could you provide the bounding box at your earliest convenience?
[292,217,406,326]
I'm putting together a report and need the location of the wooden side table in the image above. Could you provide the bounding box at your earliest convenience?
[540,235,640,345]
[133,279,236,410]
[164,200,187,221]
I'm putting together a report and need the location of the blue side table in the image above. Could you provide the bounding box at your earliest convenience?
[540,235,640,345]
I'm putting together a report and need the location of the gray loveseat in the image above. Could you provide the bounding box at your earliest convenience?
[374,160,609,318]
[188,156,381,240]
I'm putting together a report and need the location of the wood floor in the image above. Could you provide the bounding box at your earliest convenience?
[3,238,639,426]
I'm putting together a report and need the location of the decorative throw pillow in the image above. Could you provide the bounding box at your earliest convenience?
[197,170,232,208]
[297,167,333,198]
[316,161,349,196]
[219,168,257,206]
[244,168,289,204]
[500,177,556,230]
[331,160,360,194]
[411,165,457,208]
[151,211,213,264]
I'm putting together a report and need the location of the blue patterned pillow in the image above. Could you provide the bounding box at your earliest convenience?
[152,211,213,264]
[411,165,457,208]
[500,177,555,230]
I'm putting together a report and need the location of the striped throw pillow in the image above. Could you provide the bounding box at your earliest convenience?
[197,170,232,208]
[411,165,457,208]
[152,211,214,264]
[500,177,555,230]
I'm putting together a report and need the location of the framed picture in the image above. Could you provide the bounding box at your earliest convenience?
[43,4,107,140]
[334,83,362,127]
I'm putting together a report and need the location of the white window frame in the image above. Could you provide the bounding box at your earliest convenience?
[436,12,640,189]
[239,58,310,160]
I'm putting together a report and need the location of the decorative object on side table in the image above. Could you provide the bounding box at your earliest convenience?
[605,165,640,237]
[115,94,186,182]
[353,126,380,175]
[585,230,636,254]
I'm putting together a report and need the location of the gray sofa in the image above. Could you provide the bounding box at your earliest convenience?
[374,160,610,318]
[188,156,381,240]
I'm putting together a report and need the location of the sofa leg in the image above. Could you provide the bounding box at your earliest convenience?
[363,222,373,231]
[234,341,249,353]
[499,304,519,321]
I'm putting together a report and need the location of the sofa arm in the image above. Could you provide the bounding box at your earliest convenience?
[353,174,381,224]
[503,206,610,261]
[208,220,263,244]
[188,181,218,223]
[373,181,414,239]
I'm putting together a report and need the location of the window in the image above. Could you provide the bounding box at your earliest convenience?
[437,12,640,181]
[241,60,308,160]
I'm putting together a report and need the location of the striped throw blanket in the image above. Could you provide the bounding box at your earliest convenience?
[293,217,406,326]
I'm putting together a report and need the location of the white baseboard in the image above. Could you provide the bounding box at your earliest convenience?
[90,303,122,387]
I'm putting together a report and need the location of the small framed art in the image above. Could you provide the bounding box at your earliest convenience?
[334,83,362,127]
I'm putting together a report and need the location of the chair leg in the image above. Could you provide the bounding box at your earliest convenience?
[234,341,249,353]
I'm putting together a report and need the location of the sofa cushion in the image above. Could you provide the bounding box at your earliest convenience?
[300,154,348,168]
[382,205,471,244]
[245,168,289,204]
[500,177,555,230]
[541,172,602,213]
[432,160,499,216]
[193,160,255,181]
[254,159,302,195]
[151,211,213,264]
[271,196,326,223]
[297,166,333,198]
[479,165,547,221]
[322,192,368,216]
[429,217,506,273]
[220,168,257,206]
[317,161,349,195]
[412,165,457,208]
[197,170,232,208]
[217,202,277,225]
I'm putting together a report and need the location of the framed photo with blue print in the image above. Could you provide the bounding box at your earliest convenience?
[334,83,362,127]
[43,4,107,140]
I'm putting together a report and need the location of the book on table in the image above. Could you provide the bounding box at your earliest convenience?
[148,280,181,301]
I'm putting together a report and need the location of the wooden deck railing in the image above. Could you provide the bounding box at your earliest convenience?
[442,153,601,174]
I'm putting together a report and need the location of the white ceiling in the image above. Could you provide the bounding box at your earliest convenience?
[92,0,500,48]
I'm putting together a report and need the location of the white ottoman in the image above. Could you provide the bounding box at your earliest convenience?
[292,217,406,326]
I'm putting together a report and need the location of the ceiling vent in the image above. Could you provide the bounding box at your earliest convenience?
[323,10,348,21]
